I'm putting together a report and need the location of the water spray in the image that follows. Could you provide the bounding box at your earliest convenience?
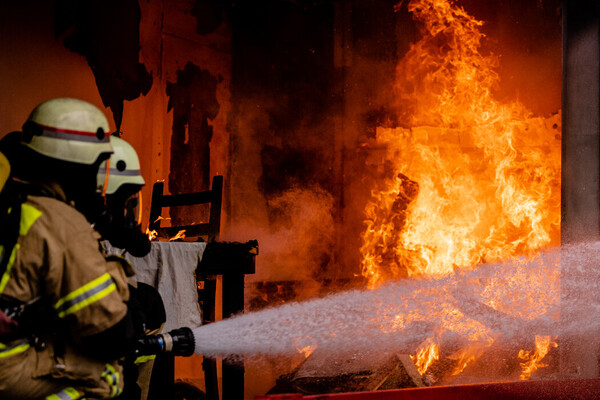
[191,242,600,377]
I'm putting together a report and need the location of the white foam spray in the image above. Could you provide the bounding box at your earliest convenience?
[193,242,600,372]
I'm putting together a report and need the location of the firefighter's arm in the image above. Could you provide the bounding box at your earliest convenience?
[48,228,131,357]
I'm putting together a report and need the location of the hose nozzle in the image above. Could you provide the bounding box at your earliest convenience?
[135,327,195,357]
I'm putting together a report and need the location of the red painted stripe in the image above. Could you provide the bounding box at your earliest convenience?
[256,378,600,400]
[36,122,101,137]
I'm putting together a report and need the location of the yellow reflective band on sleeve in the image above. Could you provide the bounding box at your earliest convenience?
[101,363,122,398]
[0,204,42,295]
[54,273,116,318]
[134,354,156,364]
[45,386,83,400]
[104,363,120,386]
[0,340,30,359]
[0,244,19,295]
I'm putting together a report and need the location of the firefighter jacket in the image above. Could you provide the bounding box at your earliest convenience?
[0,182,129,399]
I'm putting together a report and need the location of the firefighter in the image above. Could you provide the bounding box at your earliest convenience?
[95,136,166,400]
[96,135,151,258]
[0,98,132,399]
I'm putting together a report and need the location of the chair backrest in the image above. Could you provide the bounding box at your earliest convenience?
[148,175,223,241]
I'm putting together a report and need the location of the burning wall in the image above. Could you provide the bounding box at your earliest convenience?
[360,0,561,285]
[219,0,563,392]
[357,0,562,382]
[220,2,563,387]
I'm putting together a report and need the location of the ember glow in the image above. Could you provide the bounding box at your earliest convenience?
[360,0,560,379]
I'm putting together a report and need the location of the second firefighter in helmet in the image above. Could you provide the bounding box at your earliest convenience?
[96,136,168,400]
[96,136,151,257]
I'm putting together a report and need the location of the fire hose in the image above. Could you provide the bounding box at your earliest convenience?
[134,327,196,357]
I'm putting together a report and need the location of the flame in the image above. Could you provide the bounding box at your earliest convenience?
[448,339,495,377]
[154,215,171,224]
[146,228,158,241]
[411,338,440,375]
[360,0,561,379]
[169,229,187,241]
[360,0,560,285]
[297,345,316,358]
[518,335,557,380]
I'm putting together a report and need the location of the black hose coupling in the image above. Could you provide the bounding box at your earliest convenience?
[167,327,196,356]
[135,327,195,357]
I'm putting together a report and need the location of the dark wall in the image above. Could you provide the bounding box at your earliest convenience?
[167,62,221,225]
[226,0,410,280]
[230,1,337,199]
[55,0,152,130]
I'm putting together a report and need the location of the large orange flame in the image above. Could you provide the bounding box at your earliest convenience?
[361,0,561,379]
[361,0,560,285]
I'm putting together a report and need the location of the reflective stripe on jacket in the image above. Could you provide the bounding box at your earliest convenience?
[0,340,29,359]
[45,387,84,400]
[0,193,127,336]
[54,272,116,319]
[0,187,128,399]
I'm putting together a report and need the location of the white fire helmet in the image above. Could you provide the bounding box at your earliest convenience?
[21,98,113,165]
[97,136,145,195]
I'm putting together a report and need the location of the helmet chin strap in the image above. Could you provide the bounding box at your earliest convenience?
[101,159,110,198]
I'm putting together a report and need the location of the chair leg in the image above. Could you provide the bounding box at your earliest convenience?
[222,274,245,400]
[203,357,219,400]
[200,278,219,400]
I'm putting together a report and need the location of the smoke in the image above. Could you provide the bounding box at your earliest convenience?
[227,186,336,283]
[263,187,335,280]
[194,241,600,377]
[221,89,338,287]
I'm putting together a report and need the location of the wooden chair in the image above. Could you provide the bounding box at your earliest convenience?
[147,175,223,400]
[147,175,252,400]
[148,175,223,241]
